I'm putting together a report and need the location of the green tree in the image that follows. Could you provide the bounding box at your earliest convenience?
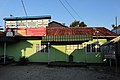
[79,22,87,27]
[70,21,87,27]
[70,20,80,27]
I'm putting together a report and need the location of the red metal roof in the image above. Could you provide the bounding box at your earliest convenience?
[46,27,118,37]
[47,21,118,37]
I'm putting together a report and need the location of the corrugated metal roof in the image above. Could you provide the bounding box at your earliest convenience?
[42,35,92,42]
[47,21,118,37]
[46,27,118,37]
[102,36,120,46]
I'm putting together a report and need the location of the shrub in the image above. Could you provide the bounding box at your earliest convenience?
[18,56,29,65]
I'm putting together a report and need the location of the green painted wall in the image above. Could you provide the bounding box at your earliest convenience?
[48,39,107,63]
[50,45,68,61]
[6,40,50,62]
[80,39,107,63]
[0,43,4,56]
[0,39,107,63]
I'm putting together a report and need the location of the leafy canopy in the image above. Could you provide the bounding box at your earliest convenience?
[70,20,87,27]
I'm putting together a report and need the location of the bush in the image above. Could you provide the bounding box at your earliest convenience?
[18,56,29,65]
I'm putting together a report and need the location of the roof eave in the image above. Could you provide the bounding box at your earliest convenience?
[3,15,51,21]
[93,36,118,38]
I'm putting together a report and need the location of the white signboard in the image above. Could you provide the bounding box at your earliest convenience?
[6,19,49,28]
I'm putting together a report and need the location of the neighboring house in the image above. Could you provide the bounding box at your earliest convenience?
[43,23,117,63]
[0,19,118,64]
[0,26,4,32]
[48,21,67,28]
[0,16,51,64]
[112,25,120,35]
[102,36,120,66]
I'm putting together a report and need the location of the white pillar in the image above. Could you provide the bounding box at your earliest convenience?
[48,42,50,64]
[4,42,6,64]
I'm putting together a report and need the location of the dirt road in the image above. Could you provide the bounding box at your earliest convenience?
[0,64,119,80]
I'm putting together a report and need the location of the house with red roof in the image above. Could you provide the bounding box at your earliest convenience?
[0,19,118,64]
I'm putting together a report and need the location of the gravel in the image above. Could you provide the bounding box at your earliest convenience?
[0,64,120,80]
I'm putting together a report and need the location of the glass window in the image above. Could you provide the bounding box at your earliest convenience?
[17,20,26,28]
[27,20,37,28]
[92,44,96,52]
[36,44,48,53]
[6,21,16,28]
[66,44,82,52]
[87,44,91,52]
[87,43,101,53]
[36,44,40,52]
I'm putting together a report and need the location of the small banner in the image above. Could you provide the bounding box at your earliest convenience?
[6,27,46,36]
[26,28,46,36]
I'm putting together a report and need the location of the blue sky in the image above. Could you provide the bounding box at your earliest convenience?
[0,0,119,30]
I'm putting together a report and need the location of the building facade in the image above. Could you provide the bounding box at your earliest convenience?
[102,36,120,66]
[0,19,118,64]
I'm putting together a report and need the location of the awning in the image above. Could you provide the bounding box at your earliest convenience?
[42,35,92,42]
[0,36,16,42]
[3,15,51,21]
[0,36,42,42]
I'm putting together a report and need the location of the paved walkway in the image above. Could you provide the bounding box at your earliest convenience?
[0,64,120,80]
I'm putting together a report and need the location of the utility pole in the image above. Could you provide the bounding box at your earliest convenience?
[115,16,118,72]
[48,42,50,65]
[115,16,118,34]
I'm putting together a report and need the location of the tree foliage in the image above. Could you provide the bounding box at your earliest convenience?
[112,24,120,29]
[70,20,87,27]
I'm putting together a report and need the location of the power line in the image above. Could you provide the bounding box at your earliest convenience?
[58,0,76,20]
[21,0,28,16]
[64,0,83,21]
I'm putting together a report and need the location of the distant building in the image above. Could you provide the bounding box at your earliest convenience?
[102,36,120,66]
[101,24,120,66]
[112,25,120,35]
[4,15,51,36]
[48,21,67,28]
[0,26,3,31]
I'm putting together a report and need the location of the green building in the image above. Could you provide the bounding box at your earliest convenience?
[0,17,118,64]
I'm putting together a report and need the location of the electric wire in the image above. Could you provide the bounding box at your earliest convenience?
[58,0,76,20]
[64,0,83,20]
[21,0,28,16]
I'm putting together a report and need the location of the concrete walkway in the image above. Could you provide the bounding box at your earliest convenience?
[0,64,119,80]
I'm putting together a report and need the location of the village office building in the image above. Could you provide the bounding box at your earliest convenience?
[0,16,118,64]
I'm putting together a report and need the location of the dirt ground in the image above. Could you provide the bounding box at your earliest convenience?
[0,64,120,80]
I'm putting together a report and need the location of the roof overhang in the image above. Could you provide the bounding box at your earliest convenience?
[102,36,120,46]
[3,15,51,21]
[42,35,93,44]
[93,36,117,38]
[0,36,42,42]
